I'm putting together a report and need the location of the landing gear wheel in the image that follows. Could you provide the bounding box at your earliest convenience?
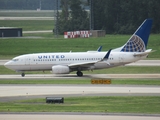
[21,73,25,77]
[76,71,83,77]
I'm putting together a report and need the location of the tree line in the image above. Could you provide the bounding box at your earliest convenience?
[59,0,160,34]
[0,0,159,34]
[92,0,160,34]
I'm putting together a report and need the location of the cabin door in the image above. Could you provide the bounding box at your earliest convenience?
[25,56,31,70]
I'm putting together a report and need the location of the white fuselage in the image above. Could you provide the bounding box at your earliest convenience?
[4,51,146,72]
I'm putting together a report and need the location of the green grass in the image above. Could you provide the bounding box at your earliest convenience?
[0,96,160,114]
[111,79,160,85]
[0,20,54,31]
[0,79,160,85]
[0,34,160,58]
[0,35,126,57]
[0,10,54,17]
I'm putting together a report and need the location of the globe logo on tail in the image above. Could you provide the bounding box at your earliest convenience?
[121,35,145,52]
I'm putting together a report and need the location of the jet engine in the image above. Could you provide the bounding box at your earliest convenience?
[52,65,70,74]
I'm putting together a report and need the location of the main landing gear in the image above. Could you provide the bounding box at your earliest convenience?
[76,71,83,77]
[21,73,25,77]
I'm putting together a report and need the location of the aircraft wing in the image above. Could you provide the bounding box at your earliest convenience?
[133,49,154,56]
[68,60,98,68]
[68,49,112,68]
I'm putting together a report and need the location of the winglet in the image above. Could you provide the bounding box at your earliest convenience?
[97,46,102,52]
[104,49,112,59]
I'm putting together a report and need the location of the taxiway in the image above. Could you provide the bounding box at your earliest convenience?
[1,113,160,120]
[0,84,160,97]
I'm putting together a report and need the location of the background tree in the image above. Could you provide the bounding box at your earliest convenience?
[93,0,160,34]
[59,0,89,34]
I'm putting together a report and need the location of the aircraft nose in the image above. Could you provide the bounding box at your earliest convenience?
[4,61,12,69]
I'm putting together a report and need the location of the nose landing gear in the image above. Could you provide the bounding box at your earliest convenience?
[21,73,25,77]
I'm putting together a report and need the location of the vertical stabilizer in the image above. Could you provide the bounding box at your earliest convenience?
[113,19,153,52]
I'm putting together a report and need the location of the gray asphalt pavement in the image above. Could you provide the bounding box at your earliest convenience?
[0,84,160,97]
[0,113,160,120]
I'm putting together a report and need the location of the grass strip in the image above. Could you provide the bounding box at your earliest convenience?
[0,10,54,17]
[0,20,54,31]
[0,79,160,85]
[0,34,159,58]
[0,96,160,114]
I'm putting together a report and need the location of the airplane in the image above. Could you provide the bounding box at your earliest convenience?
[4,19,153,77]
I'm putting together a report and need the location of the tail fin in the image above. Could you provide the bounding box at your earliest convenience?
[114,19,153,52]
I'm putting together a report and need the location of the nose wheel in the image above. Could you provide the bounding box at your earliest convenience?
[76,71,83,77]
[21,73,25,77]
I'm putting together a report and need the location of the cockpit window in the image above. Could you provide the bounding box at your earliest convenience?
[12,59,19,62]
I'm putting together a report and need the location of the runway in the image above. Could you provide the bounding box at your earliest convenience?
[0,84,160,97]
[1,113,160,120]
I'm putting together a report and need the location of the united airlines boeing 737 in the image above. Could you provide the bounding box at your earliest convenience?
[4,19,153,77]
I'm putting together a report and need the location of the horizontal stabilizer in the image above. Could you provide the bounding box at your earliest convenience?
[133,49,154,57]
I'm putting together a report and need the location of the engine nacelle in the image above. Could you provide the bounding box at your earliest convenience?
[52,65,70,74]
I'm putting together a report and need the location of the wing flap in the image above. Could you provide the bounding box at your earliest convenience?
[68,61,98,68]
